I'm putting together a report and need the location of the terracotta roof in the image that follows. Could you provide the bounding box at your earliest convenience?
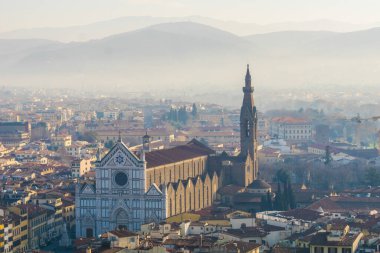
[271,117,310,124]
[343,149,379,160]
[310,232,362,247]
[145,139,214,168]
[217,185,245,195]
[223,241,261,253]
[163,236,215,248]
[233,192,262,203]
[278,209,322,221]
[307,196,380,213]
[108,229,137,238]
[247,179,271,189]
[223,227,268,238]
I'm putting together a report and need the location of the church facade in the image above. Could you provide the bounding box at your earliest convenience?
[75,139,166,237]
[75,65,258,237]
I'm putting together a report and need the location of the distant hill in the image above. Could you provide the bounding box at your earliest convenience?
[1,22,380,92]
[0,16,378,42]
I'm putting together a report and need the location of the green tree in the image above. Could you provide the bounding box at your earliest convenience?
[104,140,114,149]
[178,107,188,124]
[287,181,296,209]
[77,131,98,143]
[324,146,333,165]
[266,191,273,211]
[260,196,267,211]
[283,181,290,210]
[365,167,380,186]
[192,103,198,118]
[274,182,283,210]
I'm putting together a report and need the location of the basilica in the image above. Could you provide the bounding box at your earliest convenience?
[75,65,258,237]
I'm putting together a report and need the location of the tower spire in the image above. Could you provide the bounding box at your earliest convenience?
[245,64,251,88]
[240,64,258,182]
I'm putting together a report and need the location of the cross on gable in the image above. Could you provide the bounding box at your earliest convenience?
[99,142,142,167]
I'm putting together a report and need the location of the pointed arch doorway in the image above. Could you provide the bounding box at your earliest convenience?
[113,208,129,230]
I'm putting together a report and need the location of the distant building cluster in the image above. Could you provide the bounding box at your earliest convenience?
[0,66,379,253]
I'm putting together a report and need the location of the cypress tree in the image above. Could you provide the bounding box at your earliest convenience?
[283,180,290,210]
[192,103,198,118]
[324,145,333,165]
[274,182,283,210]
[288,181,296,209]
[266,191,273,211]
[260,196,267,211]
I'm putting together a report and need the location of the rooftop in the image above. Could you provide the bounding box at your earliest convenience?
[145,139,214,168]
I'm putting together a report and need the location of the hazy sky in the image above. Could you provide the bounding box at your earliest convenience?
[1,0,380,32]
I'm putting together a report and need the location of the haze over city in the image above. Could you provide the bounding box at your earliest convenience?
[1,0,380,101]
[1,1,380,253]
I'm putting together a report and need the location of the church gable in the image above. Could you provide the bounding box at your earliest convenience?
[146,183,163,196]
[81,184,95,194]
[99,141,142,167]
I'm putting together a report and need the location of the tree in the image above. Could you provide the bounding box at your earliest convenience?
[178,107,188,124]
[104,140,114,149]
[77,131,98,143]
[283,181,290,210]
[365,167,380,186]
[324,146,333,165]
[266,191,273,211]
[199,138,209,146]
[260,196,267,211]
[287,181,296,209]
[274,182,283,210]
[192,103,198,118]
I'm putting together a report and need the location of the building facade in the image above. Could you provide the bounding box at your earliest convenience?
[270,117,312,142]
[239,65,258,180]
[76,65,259,237]
[76,138,166,237]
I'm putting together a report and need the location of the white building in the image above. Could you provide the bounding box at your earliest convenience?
[75,138,166,237]
[270,117,312,142]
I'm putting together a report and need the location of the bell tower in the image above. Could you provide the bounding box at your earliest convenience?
[240,64,258,177]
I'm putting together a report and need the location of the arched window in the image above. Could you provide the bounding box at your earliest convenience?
[206,186,209,206]
[179,194,182,213]
[198,189,201,209]
[169,198,172,217]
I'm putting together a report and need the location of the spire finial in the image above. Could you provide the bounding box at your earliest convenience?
[245,63,251,87]
[118,130,122,142]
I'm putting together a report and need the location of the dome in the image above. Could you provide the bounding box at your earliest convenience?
[247,179,271,190]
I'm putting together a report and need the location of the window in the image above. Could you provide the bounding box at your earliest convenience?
[315,247,324,253]
[328,248,337,253]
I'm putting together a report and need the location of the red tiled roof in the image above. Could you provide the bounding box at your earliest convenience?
[278,209,322,221]
[310,232,362,247]
[217,185,245,195]
[307,196,380,213]
[108,229,137,238]
[145,139,214,168]
[271,117,309,124]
